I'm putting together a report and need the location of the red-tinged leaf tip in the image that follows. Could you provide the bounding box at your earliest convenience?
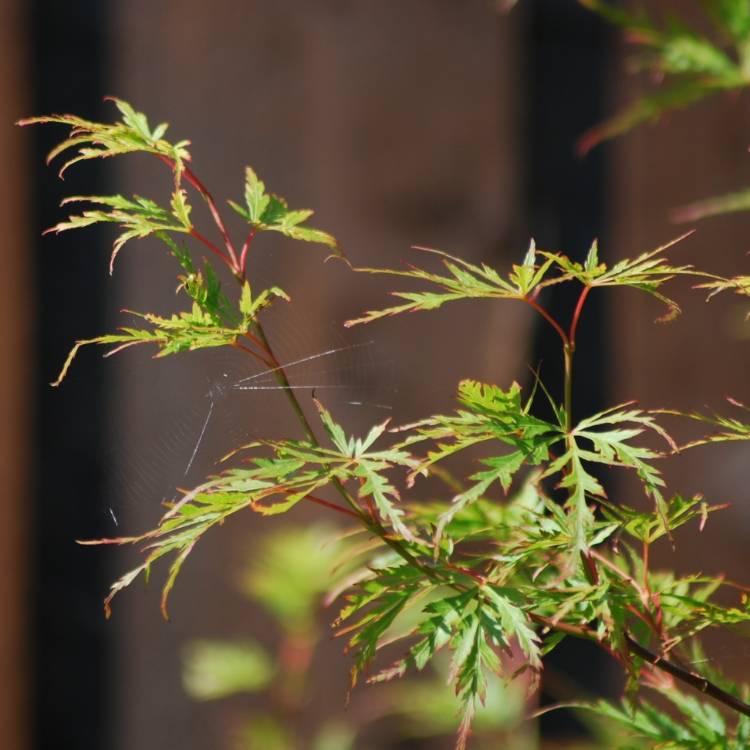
[699,503,709,532]
[726,396,748,409]
[576,128,601,157]
[671,203,700,224]
[76,535,140,546]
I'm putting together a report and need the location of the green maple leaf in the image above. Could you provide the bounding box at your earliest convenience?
[228,166,339,252]
[345,241,559,327]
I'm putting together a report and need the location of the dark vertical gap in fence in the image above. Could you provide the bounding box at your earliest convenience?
[28,2,114,748]
[519,0,615,738]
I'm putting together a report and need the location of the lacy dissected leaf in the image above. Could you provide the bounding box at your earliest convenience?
[164,233,236,323]
[579,78,737,156]
[545,404,674,552]
[663,399,750,448]
[696,273,750,314]
[228,166,338,252]
[45,193,193,272]
[497,487,618,577]
[602,493,722,545]
[86,404,423,615]
[18,97,191,176]
[212,402,419,537]
[345,240,560,327]
[402,379,673,558]
[583,544,749,650]
[81,486,260,619]
[579,1,750,152]
[335,563,431,688]
[313,401,421,541]
[654,572,750,641]
[52,282,288,386]
[400,381,559,547]
[580,683,750,749]
[362,584,539,750]
[544,234,695,322]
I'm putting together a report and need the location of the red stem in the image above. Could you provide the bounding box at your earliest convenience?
[189,228,232,266]
[568,285,591,347]
[231,341,275,368]
[624,634,750,719]
[305,494,361,520]
[529,612,624,665]
[446,563,487,585]
[532,610,750,717]
[589,548,667,645]
[158,155,240,273]
[240,227,257,275]
[242,330,274,361]
[524,296,569,346]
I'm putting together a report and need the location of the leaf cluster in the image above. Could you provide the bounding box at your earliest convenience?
[335,565,539,750]
[87,402,420,618]
[27,99,338,386]
[347,235,696,328]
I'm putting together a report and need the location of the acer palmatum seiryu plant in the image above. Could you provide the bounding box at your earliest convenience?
[20,93,750,749]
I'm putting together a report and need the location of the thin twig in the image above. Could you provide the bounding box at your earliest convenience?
[304,494,361,520]
[625,634,750,719]
[568,285,591,347]
[240,227,257,275]
[524,296,569,346]
[189,228,232,266]
[231,341,275,368]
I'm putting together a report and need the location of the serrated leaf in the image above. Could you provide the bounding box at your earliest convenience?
[239,281,253,316]
[84,404,424,612]
[243,166,270,222]
[346,243,561,327]
[544,233,697,322]
[170,187,192,229]
[602,493,724,545]
[19,97,191,176]
[46,193,191,274]
[228,166,339,252]
[51,300,266,385]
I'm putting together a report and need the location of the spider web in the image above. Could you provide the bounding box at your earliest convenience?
[99,319,396,529]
